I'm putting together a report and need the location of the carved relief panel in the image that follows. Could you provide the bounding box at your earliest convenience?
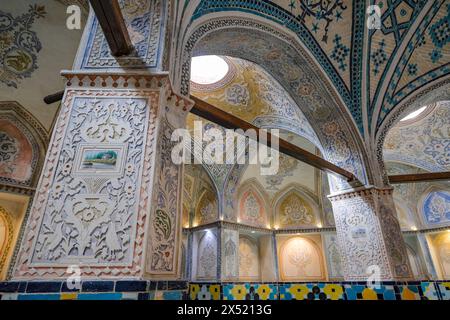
[277,235,326,281]
[14,90,159,278]
[222,228,238,280]
[239,236,260,281]
[329,188,412,281]
[237,183,268,228]
[195,230,217,280]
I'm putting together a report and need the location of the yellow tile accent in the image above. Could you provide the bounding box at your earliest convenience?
[256,285,271,300]
[60,293,78,300]
[323,284,344,300]
[209,285,220,300]
[401,288,418,300]
[288,285,309,300]
[362,288,378,300]
[189,284,200,300]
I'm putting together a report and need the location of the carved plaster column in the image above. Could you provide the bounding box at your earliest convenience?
[221,227,239,281]
[328,187,413,281]
[12,73,191,280]
[12,0,191,280]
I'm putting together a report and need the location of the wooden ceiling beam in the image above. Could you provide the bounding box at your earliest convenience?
[44,92,448,185]
[88,0,132,56]
[190,95,358,183]
[388,172,450,184]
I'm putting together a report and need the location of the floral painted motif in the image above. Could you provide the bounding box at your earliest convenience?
[265,154,298,190]
[225,83,250,108]
[0,5,46,88]
[422,190,450,225]
[0,131,18,169]
[281,193,314,226]
[81,0,166,70]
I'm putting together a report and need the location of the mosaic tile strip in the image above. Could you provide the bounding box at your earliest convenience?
[223,284,278,300]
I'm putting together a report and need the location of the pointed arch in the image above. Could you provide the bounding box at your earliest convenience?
[278,236,326,281]
[0,102,48,188]
[236,178,270,228]
[239,235,260,281]
[272,184,320,229]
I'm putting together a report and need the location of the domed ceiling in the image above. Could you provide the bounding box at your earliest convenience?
[176,0,450,139]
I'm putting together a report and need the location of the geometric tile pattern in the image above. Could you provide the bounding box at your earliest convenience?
[437,282,450,300]
[1,281,448,300]
[222,284,278,300]
[279,283,344,300]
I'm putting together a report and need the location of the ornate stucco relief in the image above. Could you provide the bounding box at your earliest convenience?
[13,89,159,279]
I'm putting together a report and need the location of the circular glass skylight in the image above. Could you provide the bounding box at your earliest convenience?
[400,106,427,121]
[190,55,229,85]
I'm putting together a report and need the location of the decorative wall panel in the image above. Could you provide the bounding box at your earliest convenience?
[277,236,325,281]
[323,233,344,280]
[0,102,47,188]
[237,181,268,228]
[14,90,159,278]
[221,229,238,281]
[195,231,217,280]
[421,190,450,226]
[329,188,412,281]
[146,116,184,277]
[79,0,167,70]
[273,186,319,229]
[239,236,260,281]
[195,190,218,226]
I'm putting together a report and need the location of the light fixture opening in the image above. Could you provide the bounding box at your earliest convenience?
[401,106,427,122]
[190,55,229,85]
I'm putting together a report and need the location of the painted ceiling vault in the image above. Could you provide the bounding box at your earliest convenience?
[173,0,450,146]
[384,101,450,172]
[0,0,84,131]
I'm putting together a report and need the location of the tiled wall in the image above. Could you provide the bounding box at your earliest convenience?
[1,281,449,300]
[189,282,450,300]
[0,281,188,300]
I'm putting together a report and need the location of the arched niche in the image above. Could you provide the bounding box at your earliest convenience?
[239,235,260,281]
[194,229,217,280]
[405,244,425,280]
[278,235,326,281]
[394,199,417,231]
[428,232,450,280]
[194,189,218,226]
[0,102,48,188]
[272,185,320,229]
[237,179,269,228]
[0,207,14,280]
[184,164,220,226]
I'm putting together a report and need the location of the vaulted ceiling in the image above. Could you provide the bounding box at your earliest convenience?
[176,0,450,140]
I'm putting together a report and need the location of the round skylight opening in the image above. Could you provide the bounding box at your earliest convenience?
[400,106,427,122]
[190,55,229,85]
